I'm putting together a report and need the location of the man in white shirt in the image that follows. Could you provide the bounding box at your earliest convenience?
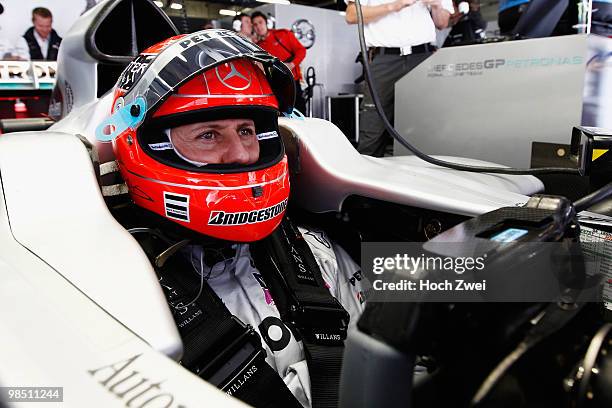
[21,7,62,61]
[106,35,367,407]
[345,0,453,156]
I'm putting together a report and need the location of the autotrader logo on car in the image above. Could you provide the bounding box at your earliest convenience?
[88,354,188,408]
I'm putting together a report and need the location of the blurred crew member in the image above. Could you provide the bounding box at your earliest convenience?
[498,0,530,35]
[22,7,62,60]
[592,1,612,36]
[444,1,487,46]
[345,0,453,157]
[233,13,256,42]
[251,11,307,114]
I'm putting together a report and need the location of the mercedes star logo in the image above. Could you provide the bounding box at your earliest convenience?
[215,62,252,91]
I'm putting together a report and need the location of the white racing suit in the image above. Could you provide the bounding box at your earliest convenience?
[184,226,367,408]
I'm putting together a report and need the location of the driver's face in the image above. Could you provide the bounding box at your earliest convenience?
[171,118,259,165]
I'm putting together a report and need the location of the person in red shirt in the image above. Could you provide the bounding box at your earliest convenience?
[251,11,307,114]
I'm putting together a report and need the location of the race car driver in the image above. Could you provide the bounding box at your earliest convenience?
[100,30,367,408]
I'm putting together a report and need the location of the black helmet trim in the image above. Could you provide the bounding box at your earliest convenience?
[138,105,285,174]
[117,29,296,115]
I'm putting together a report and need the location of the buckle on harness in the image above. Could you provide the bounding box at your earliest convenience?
[291,303,349,346]
[197,316,265,389]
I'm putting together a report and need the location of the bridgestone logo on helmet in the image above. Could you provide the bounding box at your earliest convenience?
[208,199,288,226]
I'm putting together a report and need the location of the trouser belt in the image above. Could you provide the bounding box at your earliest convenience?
[369,43,437,56]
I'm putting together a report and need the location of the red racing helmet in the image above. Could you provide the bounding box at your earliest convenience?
[99,30,296,242]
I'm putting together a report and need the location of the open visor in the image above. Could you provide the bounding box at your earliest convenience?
[116,29,296,117]
[139,106,284,174]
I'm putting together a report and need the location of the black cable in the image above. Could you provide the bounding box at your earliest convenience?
[179,0,190,34]
[470,301,584,406]
[305,67,316,116]
[573,182,612,212]
[306,66,316,90]
[353,0,580,175]
[576,323,612,408]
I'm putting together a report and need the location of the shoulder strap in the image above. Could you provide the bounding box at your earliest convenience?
[251,217,350,408]
[133,230,302,408]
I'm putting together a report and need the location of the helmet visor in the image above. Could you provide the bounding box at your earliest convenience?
[138,105,284,174]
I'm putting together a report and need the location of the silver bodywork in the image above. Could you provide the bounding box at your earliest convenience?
[394,34,612,168]
[0,188,246,407]
[50,1,109,119]
[0,133,246,407]
[280,118,542,216]
[0,0,545,406]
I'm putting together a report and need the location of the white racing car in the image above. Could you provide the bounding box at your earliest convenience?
[0,1,610,407]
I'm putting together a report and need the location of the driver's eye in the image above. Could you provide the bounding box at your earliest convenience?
[198,132,215,141]
[239,127,255,136]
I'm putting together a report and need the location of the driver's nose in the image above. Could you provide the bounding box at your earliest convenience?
[221,133,251,165]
